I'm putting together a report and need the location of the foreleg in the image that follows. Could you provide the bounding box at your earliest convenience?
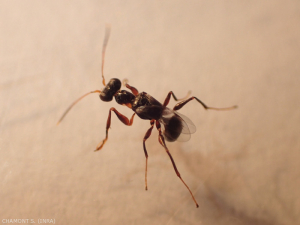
[94,107,135,151]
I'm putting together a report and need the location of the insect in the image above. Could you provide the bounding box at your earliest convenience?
[57,25,237,208]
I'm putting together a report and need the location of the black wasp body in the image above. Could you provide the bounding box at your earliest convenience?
[101,78,190,142]
[57,26,237,208]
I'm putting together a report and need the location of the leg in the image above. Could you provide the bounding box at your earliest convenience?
[125,83,139,96]
[122,79,139,96]
[142,119,155,190]
[155,121,199,208]
[94,107,135,151]
[173,96,238,111]
[163,91,191,107]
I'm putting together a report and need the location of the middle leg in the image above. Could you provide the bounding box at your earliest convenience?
[173,96,238,111]
[163,91,191,107]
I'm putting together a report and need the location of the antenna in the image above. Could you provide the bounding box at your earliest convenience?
[101,24,111,86]
[57,90,101,125]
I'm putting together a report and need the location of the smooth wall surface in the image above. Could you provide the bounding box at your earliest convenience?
[1,1,299,224]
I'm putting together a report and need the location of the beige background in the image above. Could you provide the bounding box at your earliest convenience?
[1,1,300,225]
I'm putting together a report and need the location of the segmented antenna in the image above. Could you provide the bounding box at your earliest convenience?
[57,25,112,125]
[101,24,111,86]
[57,90,101,125]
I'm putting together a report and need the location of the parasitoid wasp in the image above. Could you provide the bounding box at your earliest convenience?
[57,25,237,208]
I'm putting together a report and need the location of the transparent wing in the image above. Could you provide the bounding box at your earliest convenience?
[160,108,196,142]
[174,111,196,134]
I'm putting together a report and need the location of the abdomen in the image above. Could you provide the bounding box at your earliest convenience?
[162,115,183,142]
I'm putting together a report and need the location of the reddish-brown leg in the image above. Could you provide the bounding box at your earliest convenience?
[155,121,199,208]
[142,119,155,190]
[173,96,238,111]
[163,91,191,107]
[125,83,139,96]
[94,107,135,151]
